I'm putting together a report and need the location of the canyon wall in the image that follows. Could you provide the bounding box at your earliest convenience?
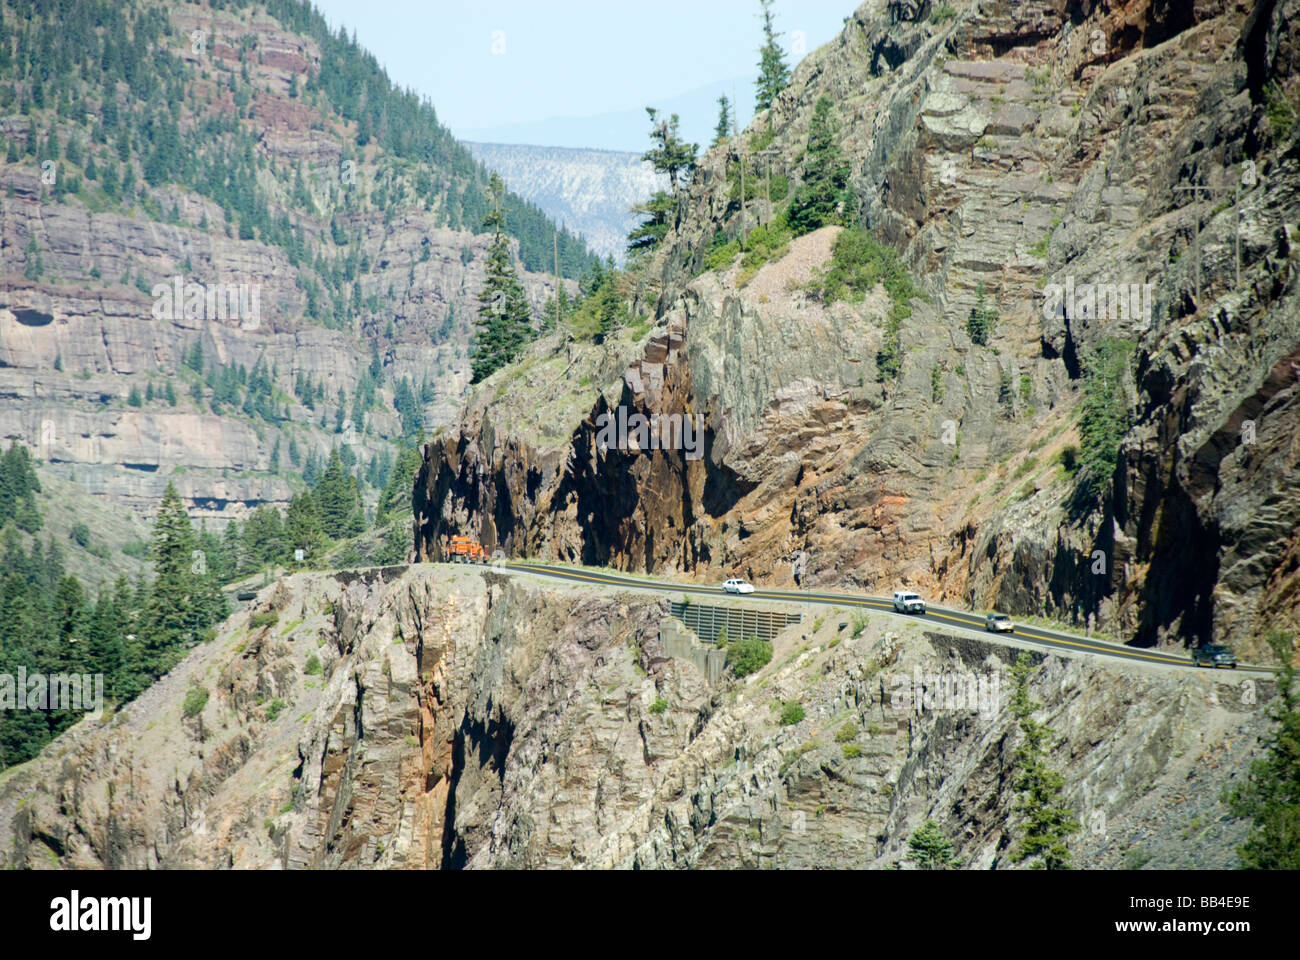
[0,564,1271,869]
[416,0,1300,661]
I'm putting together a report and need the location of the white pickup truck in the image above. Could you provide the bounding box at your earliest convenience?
[892,590,927,614]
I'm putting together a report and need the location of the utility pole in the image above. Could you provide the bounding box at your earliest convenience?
[739,144,747,251]
[1175,169,1253,306]
[1172,183,1208,306]
[1234,174,1241,290]
[1171,162,1260,306]
[756,146,780,226]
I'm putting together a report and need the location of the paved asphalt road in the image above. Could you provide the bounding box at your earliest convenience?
[498,561,1270,674]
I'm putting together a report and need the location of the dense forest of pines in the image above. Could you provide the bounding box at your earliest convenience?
[0,450,228,768]
[0,0,597,327]
[0,433,425,771]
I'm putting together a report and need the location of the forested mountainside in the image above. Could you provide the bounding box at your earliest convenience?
[465,142,667,261]
[0,0,596,533]
[418,0,1300,665]
[0,0,608,770]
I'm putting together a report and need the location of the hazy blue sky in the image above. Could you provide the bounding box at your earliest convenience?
[310,0,855,143]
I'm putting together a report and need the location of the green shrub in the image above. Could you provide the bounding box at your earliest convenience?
[649,697,668,715]
[1266,80,1299,139]
[999,368,1015,411]
[266,697,286,722]
[877,316,902,382]
[809,227,924,321]
[567,270,627,341]
[122,539,148,559]
[1013,456,1038,479]
[704,233,741,272]
[728,636,773,677]
[1059,444,1080,474]
[835,722,857,743]
[850,613,868,639]
[734,216,793,284]
[1123,846,1153,870]
[250,610,280,629]
[779,701,805,725]
[305,654,322,676]
[182,686,209,719]
[749,127,775,152]
[1077,338,1136,494]
[70,522,91,548]
[842,743,863,758]
[1025,67,1052,91]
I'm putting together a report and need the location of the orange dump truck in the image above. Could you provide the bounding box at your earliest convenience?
[447,534,485,563]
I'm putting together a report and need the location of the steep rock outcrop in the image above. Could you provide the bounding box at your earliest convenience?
[0,564,1274,869]
[416,0,1300,660]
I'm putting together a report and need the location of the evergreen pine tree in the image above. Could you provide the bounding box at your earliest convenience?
[641,109,697,194]
[471,173,533,383]
[906,820,959,869]
[755,0,791,112]
[376,438,425,523]
[626,191,675,259]
[86,590,126,701]
[787,95,853,235]
[313,449,365,538]
[1007,652,1081,869]
[713,95,733,146]
[628,110,696,258]
[144,481,197,655]
[968,282,997,346]
[1222,630,1300,868]
[284,492,327,561]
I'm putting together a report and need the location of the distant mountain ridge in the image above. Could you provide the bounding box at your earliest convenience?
[465,143,667,262]
[456,76,755,153]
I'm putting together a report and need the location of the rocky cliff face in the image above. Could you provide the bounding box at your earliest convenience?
[0,215,555,522]
[465,143,666,262]
[0,564,1272,869]
[416,0,1300,662]
[0,0,578,526]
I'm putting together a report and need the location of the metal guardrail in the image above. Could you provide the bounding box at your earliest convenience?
[668,601,803,644]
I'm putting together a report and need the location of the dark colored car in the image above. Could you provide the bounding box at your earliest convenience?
[236,590,257,602]
[1192,644,1237,669]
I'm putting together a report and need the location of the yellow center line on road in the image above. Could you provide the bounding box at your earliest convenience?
[504,563,1213,668]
